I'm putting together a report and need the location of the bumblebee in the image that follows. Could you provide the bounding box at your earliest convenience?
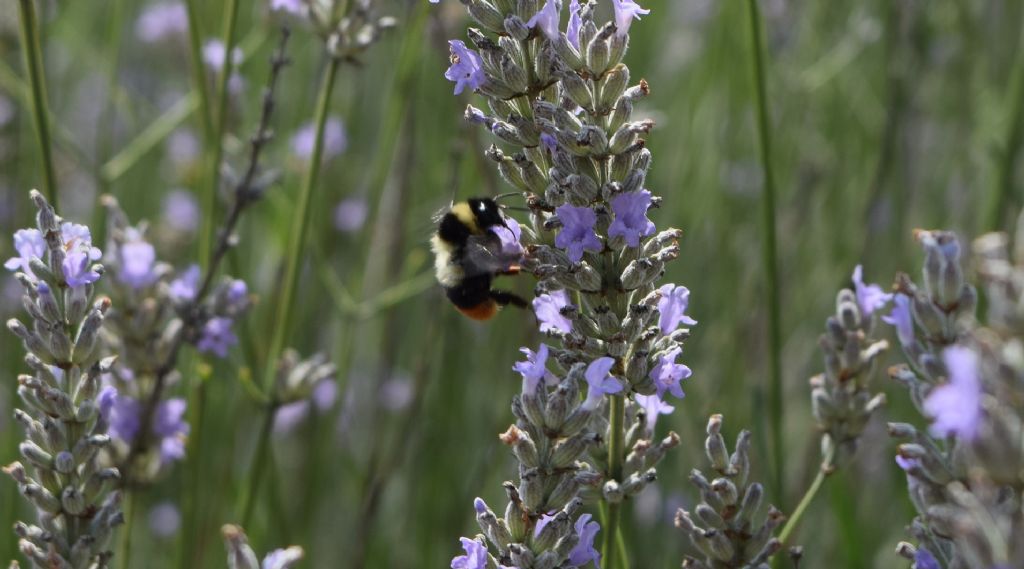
[431,197,527,320]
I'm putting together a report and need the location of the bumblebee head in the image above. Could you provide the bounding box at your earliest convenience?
[467,198,506,230]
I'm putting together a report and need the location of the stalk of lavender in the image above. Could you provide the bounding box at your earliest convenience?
[444,1,695,567]
[3,191,121,568]
[675,415,786,568]
[884,228,1024,568]
[780,266,889,542]
[16,0,58,207]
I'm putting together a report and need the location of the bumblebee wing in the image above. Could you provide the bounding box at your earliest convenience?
[460,233,520,277]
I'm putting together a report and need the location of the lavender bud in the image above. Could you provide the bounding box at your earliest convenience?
[54,452,75,475]
[23,484,61,513]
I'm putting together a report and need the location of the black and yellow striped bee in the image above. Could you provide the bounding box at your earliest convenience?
[431,197,527,320]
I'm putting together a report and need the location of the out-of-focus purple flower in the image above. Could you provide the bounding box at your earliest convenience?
[582,357,623,410]
[334,197,368,233]
[379,374,412,412]
[135,2,188,43]
[167,130,200,165]
[533,289,573,333]
[274,380,338,433]
[169,265,201,302]
[445,40,486,95]
[611,0,649,36]
[291,118,348,162]
[568,514,601,568]
[913,547,939,569]
[608,190,656,247]
[163,189,200,233]
[312,379,338,411]
[224,279,249,314]
[101,391,143,443]
[197,317,237,358]
[852,265,891,318]
[451,537,487,569]
[540,132,558,152]
[895,454,919,472]
[490,215,523,258]
[566,0,582,48]
[513,344,557,395]
[270,0,307,14]
[657,284,696,334]
[882,293,914,348]
[117,235,158,289]
[262,548,304,569]
[5,229,46,276]
[635,393,674,436]
[554,204,602,262]
[924,346,982,440]
[148,502,181,538]
[650,347,690,400]
[154,398,189,464]
[202,39,243,71]
[527,0,562,41]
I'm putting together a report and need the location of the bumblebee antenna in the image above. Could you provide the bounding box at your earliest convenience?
[493,192,521,202]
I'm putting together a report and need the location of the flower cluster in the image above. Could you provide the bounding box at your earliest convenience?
[222,524,303,569]
[3,191,123,568]
[96,197,251,482]
[807,265,889,463]
[888,226,1024,568]
[269,0,395,60]
[675,415,785,569]
[443,0,695,565]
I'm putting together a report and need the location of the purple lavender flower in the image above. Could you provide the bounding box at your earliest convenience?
[148,502,181,538]
[445,40,486,95]
[650,347,690,400]
[63,250,101,288]
[582,357,623,410]
[167,130,200,165]
[291,118,348,162]
[882,293,914,348]
[895,454,919,473]
[611,0,650,36]
[101,392,143,443]
[262,548,304,569]
[513,344,557,395]
[227,279,248,308]
[924,345,982,440]
[852,265,892,318]
[568,513,601,568]
[566,0,582,49]
[154,398,189,464]
[554,204,602,262]
[202,39,243,71]
[533,512,557,537]
[657,284,697,334]
[635,393,674,436]
[270,0,307,14]
[533,289,573,333]
[451,537,487,569]
[527,0,562,41]
[169,265,201,302]
[334,197,369,233]
[608,190,656,247]
[489,215,523,258]
[197,317,237,358]
[274,380,339,433]
[378,374,412,412]
[4,229,45,276]
[117,236,158,289]
[135,2,187,43]
[913,548,939,569]
[163,189,200,233]
[540,132,558,152]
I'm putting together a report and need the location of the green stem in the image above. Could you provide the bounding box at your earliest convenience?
[263,56,341,392]
[601,394,626,569]
[117,490,136,569]
[987,9,1024,232]
[178,375,207,569]
[239,402,277,527]
[200,0,241,270]
[745,0,784,509]
[183,0,214,144]
[17,0,58,208]
[778,445,835,544]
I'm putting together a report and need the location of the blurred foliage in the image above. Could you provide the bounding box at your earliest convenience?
[0,0,1022,567]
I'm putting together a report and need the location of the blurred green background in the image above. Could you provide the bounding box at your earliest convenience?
[0,0,1021,566]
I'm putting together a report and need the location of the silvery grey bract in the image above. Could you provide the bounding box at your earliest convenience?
[890,223,1024,569]
[222,524,303,569]
[675,415,783,569]
[4,191,122,569]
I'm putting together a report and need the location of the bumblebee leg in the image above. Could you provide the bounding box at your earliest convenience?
[490,289,528,308]
[497,264,521,276]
